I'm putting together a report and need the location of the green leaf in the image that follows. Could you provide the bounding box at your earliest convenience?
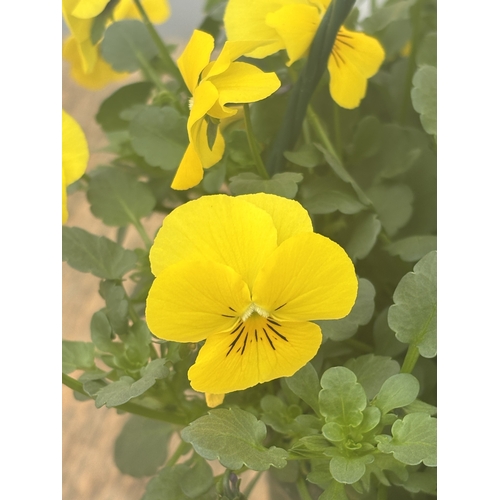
[367,184,414,236]
[319,367,366,426]
[327,448,374,484]
[376,413,437,466]
[362,0,416,33]
[228,172,303,198]
[87,168,156,226]
[373,374,420,414]
[386,235,437,262]
[114,415,173,477]
[181,408,288,471]
[322,422,345,443]
[62,226,137,279]
[202,162,226,193]
[350,115,382,162]
[284,143,324,168]
[129,106,188,170]
[416,32,437,68]
[302,190,366,215]
[388,251,437,357]
[95,359,169,408]
[373,308,407,357]
[285,362,321,415]
[175,456,214,498]
[361,453,409,489]
[101,20,158,72]
[62,341,95,374]
[396,466,437,494]
[411,65,437,136]
[96,82,154,132]
[357,406,381,434]
[344,354,400,400]
[345,213,382,261]
[403,399,437,416]
[319,479,348,500]
[317,278,375,341]
[91,310,122,355]
[99,281,129,335]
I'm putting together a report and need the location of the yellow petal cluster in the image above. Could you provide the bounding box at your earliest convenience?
[224,0,385,109]
[171,30,281,191]
[145,194,358,405]
[62,110,89,224]
[62,0,170,89]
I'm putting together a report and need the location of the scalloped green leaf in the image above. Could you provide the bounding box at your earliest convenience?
[285,362,321,415]
[373,308,407,357]
[319,367,366,426]
[88,168,156,227]
[317,278,375,342]
[386,235,437,262]
[62,341,95,374]
[319,479,348,500]
[344,354,400,400]
[228,172,303,199]
[62,226,137,279]
[388,251,437,357]
[129,106,188,170]
[327,448,374,484]
[101,20,158,72]
[373,373,420,414]
[345,213,382,261]
[95,359,169,408]
[376,413,437,466]
[411,65,437,136]
[181,408,288,471]
[114,415,173,478]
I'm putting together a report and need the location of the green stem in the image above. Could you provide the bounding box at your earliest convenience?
[132,0,185,86]
[333,102,343,162]
[399,0,423,124]
[296,476,313,500]
[400,344,420,373]
[307,106,342,164]
[244,103,270,179]
[344,338,374,354]
[131,217,153,248]
[62,373,186,425]
[243,471,264,497]
[166,440,191,467]
[136,51,167,92]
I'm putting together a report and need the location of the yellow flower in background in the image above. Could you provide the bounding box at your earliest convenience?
[145,194,358,405]
[171,30,281,191]
[62,110,89,224]
[62,0,170,89]
[224,0,385,109]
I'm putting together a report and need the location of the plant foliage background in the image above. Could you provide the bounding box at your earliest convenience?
[62,0,437,498]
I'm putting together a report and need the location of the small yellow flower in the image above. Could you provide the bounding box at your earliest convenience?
[224,0,385,109]
[62,110,89,224]
[145,194,358,405]
[171,30,281,191]
[62,0,170,89]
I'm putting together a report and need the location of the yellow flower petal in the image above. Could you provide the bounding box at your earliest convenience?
[62,110,89,185]
[205,393,225,408]
[72,0,109,19]
[239,193,313,244]
[63,36,128,89]
[114,0,171,24]
[223,0,287,59]
[149,195,278,288]
[145,260,252,343]
[62,0,92,43]
[252,232,358,321]
[328,27,385,109]
[190,117,225,169]
[171,142,204,190]
[188,317,322,394]
[266,4,320,66]
[208,62,281,109]
[178,30,214,94]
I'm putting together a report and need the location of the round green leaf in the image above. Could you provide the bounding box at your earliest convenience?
[411,65,437,136]
[373,373,420,414]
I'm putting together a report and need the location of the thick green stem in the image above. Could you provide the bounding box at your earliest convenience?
[244,104,270,179]
[136,51,168,92]
[131,217,153,248]
[166,440,191,467]
[400,344,420,373]
[296,476,313,500]
[132,0,185,87]
[307,106,342,164]
[62,373,186,425]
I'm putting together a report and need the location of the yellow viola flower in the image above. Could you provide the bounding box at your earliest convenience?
[63,36,128,90]
[145,194,358,405]
[224,0,385,109]
[62,110,89,224]
[62,0,170,89]
[171,30,281,191]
